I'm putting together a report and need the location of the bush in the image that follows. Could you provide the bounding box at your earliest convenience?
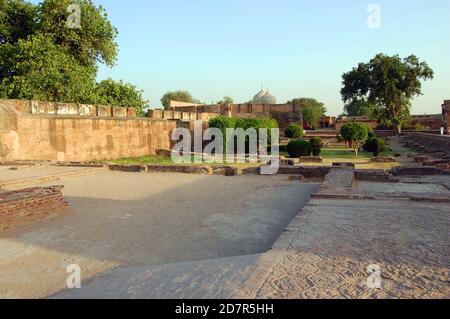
[363,137,386,156]
[208,116,279,153]
[309,137,323,156]
[287,140,312,157]
[284,124,303,139]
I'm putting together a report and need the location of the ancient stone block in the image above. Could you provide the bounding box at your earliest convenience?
[298,156,323,163]
[112,107,127,117]
[97,105,112,117]
[78,104,96,116]
[392,166,448,176]
[127,108,137,117]
[370,156,397,163]
[56,103,79,115]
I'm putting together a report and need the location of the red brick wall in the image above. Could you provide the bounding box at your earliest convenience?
[0,186,68,232]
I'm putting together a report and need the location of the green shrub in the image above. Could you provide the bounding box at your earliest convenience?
[287,140,312,157]
[340,122,369,157]
[284,124,303,139]
[208,116,279,153]
[363,137,386,156]
[309,137,323,156]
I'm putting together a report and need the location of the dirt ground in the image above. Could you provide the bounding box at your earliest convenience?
[0,171,318,298]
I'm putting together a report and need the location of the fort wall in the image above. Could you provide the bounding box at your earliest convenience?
[0,99,177,162]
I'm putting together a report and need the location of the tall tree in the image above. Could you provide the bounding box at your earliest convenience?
[344,99,376,118]
[0,0,36,45]
[0,33,96,102]
[287,98,326,130]
[341,53,434,134]
[94,78,149,116]
[217,96,234,105]
[38,0,118,67]
[161,90,202,109]
[0,0,147,115]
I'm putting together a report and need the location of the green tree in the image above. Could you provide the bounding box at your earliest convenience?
[217,96,234,105]
[287,98,326,130]
[161,90,201,109]
[38,0,118,67]
[0,0,36,45]
[344,99,376,118]
[341,53,434,135]
[0,0,146,115]
[284,124,303,139]
[339,122,369,157]
[0,33,96,102]
[94,78,149,116]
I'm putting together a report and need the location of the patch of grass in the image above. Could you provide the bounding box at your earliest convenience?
[102,155,174,165]
[101,154,261,167]
[321,147,394,159]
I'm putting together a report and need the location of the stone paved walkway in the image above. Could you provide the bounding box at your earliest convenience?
[235,177,450,299]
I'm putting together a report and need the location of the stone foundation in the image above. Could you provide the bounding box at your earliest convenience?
[298,156,323,163]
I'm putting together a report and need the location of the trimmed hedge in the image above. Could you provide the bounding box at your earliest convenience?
[363,137,386,157]
[284,124,303,139]
[208,116,279,152]
[309,137,323,156]
[287,140,312,157]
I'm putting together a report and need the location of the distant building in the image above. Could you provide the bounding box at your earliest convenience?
[335,116,378,130]
[252,89,277,104]
[410,114,442,130]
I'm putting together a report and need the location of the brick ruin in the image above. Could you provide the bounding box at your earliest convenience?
[0,186,68,232]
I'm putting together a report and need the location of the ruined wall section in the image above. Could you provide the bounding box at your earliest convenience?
[0,99,177,162]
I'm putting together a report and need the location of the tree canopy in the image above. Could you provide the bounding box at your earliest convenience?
[339,122,369,157]
[344,99,376,118]
[217,96,234,105]
[94,79,149,116]
[161,90,202,109]
[341,53,434,134]
[0,0,147,115]
[287,98,326,130]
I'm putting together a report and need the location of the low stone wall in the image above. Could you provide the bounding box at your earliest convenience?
[147,109,216,122]
[405,132,450,155]
[1,98,137,118]
[276,166,332,178]
[0,186,68,232]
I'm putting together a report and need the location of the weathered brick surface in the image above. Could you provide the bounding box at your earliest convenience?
[0,186,68,232]
[276,166,331,178]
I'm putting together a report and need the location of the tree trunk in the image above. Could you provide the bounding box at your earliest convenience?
[393,122,402,135]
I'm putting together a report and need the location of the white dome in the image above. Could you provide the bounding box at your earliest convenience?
[260,92,277,104]
[253,89,268,103]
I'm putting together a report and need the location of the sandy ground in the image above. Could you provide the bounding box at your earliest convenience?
[0,165,93,183]
[0,171,318,298]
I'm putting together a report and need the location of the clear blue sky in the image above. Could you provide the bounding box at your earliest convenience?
[35,0,450,115]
